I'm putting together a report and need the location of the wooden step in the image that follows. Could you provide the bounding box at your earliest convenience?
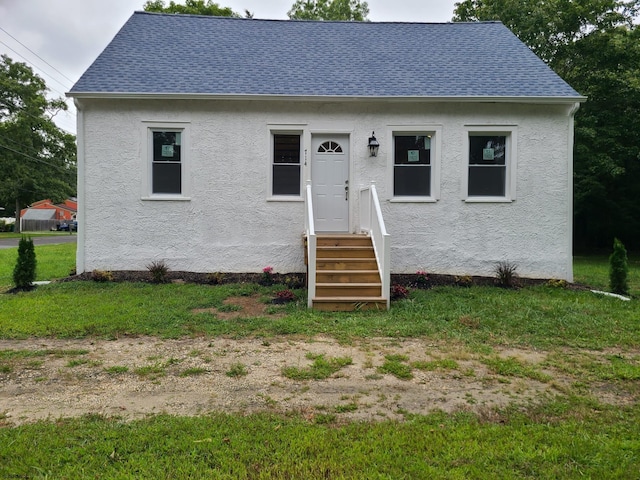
[316,246,376,259]
[315,283,382,297]
[316,258,378,270]
[316,270,380,283]
[316,234,372,247]
[312,297,387,311]
[310,234,387,311]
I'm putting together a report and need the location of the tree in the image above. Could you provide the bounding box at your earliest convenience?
[453,0,640,251]
[570,26,640,250]
[143,0,240,16]
[13,235,36,289]
[452,0,638,65]
[609,237,629,295]
[0,55,77,232]
[288,0,369,21]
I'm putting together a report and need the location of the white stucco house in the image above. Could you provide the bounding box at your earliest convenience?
[68,12,584,309]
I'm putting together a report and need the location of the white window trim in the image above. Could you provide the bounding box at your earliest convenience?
[463,125,517,203]
[267,125,306,202]
[141,121,191,201]
[387,125,442,203]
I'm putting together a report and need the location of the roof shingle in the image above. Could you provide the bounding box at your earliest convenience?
[69,12,582,99]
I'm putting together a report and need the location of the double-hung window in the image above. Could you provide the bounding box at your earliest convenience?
[465,127,516,201]
[390,127,440,201]
[152,130,182,194]
[271,133,302,197]
[144,123,189,199]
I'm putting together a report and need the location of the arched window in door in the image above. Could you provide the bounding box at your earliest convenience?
[317,141,343,153]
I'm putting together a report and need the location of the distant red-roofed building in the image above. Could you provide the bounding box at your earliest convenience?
[21,198,77,221]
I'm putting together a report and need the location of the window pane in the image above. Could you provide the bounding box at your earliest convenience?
[468,166,506,196]
[394,135,431,165]
[273,165,300,195]
[469,136,505,165]
[153,132,181,162]
[153,162,182,194]
[274,135,300,164]
[394,165,431,196]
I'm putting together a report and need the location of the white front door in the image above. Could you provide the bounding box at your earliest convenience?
[311,134,349,232]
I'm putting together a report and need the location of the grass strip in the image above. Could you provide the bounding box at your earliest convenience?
[2,281,638,350]
[1,400,639,478]
[282,353,352,380]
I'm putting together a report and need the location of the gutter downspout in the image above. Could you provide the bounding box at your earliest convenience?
[73,98,86,274]
[567,102,581,283]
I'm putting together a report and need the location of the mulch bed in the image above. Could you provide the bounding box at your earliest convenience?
[56,270,591,292]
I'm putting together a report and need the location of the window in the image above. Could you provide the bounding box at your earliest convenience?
[466,128,516,200]
[318,141,342,153]
[272,133,301,196]
[143,123,189,200]
[151,130,182,194]
[394,134,431,196]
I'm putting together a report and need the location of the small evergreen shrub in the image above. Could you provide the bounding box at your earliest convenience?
[609,238,629,295]
[207,272,225,285]
[546,278,568,289]
[91,270,113,282]
[455,275,473,287]
[147,260,169,284]
[13,236,37,289]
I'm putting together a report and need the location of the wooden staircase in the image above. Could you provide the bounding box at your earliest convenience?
[311,234,387,311]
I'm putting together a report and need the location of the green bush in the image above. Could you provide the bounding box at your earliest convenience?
[13,236,37,288]
[147,260,169,284]
[609,238,629,295]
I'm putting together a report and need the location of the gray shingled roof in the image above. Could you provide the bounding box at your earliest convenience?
[69,12,582,100]
[22,209,56,221]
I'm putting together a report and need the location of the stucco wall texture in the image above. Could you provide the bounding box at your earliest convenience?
[76,99,574,280]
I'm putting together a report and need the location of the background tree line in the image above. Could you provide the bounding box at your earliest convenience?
[453,0,640,252]
[0,55,77,232]
[4,0,636,251]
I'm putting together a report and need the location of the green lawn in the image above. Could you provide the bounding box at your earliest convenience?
[0,241,76,287]
[1,281,638,349]
[2,404,639,479]
[0,232,74,239]
[574,254,640,297]
[1,245,638,478]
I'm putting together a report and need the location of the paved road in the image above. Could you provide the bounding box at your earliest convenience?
[0,235,77,249]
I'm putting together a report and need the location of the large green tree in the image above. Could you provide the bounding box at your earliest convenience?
[288,0,369,20]
[143,0,240,16]
[453,0,640,251]
[0,55,76,232]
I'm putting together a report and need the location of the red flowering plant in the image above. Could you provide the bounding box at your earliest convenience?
[415,270,429,288]
[273,289,296,304]
[391,284,409,300]
[261,266,274,286]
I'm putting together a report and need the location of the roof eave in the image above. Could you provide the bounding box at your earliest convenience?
[67,92,587,104]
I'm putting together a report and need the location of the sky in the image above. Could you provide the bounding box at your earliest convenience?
[0,0,459,134]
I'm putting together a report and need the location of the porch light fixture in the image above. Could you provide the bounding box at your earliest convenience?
[368,132,380,157]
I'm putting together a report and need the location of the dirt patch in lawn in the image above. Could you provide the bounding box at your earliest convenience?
[1,294,636,426]
[1,329,638,426]
[191,295,287,320]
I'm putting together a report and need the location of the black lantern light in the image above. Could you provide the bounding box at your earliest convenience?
[368,131,380,157]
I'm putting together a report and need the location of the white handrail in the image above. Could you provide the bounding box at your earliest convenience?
[359,183,390,309]
[304,181,316,308]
